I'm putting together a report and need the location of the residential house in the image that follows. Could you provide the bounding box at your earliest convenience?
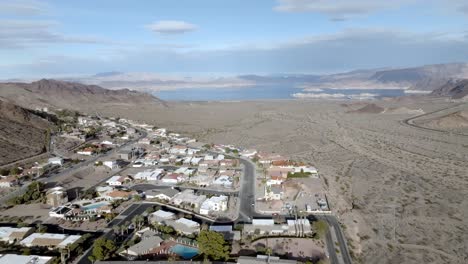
[106,175,132,186]
[100,190,137,201]
[220,159,238,167]
[19,233,81,249]
[209,225,240,241]
[257,153,288,165]
[77,148,94,156]
[200,195,228,215]
[169,218,200,235]
[138,138,151,145]
[134,169,164,181]
[171,189,206,208]
[240,149,257,158]
[0,227,33,244]
[103,160,119,170]
[264,185,283,201]
[0,254,53,264]
[212,175,233,188]
[125,235,163,257]
[119,149,133,160]
[169,145,187,155]
[47,157,63,166]
[161,173,186,185]
[149,210,176,224]
[145,188,180,201]
[46,187,68,208]
[0,176,18,188]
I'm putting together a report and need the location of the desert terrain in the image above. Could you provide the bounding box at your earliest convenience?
[88,97,467,264]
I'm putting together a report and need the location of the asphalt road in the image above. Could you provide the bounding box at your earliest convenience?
[41,130,147,185]
[401,102,468,137]
[237,158,259,223]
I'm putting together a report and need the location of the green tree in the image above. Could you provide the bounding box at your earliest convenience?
[91,237,117,261]
[10,167,22,175]
[197,230,230,261]
[312,220,329,239]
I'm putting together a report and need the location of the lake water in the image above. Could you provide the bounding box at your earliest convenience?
[154,85,406,101]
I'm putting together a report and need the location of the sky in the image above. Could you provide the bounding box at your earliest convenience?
[1,0,468,78]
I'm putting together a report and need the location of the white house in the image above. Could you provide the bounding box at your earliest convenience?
[77,150,93,156]
[0,176,17,188]
[264,185,283,200]
[48,157,63,166]
[190,157,202,165]
[103,160,119,170]
[134,169,164,181]
[212,175,233,188]
[20,233,81,248]
[0,227,33,244]
[199,195,228,215]
[101,140,113,146]
[145,188,180,201]
[0,254,53,264]
[105,175,131,186]
[240,149,257,158]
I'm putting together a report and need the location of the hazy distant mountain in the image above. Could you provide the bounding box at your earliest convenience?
[238,74,321,84]
[0,100,51,165]
[0,79,165,111]
[431,79,468,99]
[92,71,124,78]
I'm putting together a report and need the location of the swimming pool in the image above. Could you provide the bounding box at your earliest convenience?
[170,244,199,259]
[82,202,109,211]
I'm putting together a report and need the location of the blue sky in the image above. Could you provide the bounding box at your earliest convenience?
[1,0,468,78]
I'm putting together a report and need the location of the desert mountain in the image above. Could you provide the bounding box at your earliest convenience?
[420,111,468,129]
[0,100,51,166]
[347,103,385,114]
[430,79,468,99]
[0,79,166,111]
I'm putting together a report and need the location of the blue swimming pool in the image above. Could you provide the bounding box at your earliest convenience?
[170,244,199,259]
[82,202,108,211]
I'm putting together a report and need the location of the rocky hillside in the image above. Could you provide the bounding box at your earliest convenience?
[0,100,51,166]
[0,79,166,111]
[430,79,468,99]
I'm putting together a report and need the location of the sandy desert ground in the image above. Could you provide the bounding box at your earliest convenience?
[89,97,467,264]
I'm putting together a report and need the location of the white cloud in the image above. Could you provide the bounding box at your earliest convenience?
[0,0,48,16]
[274,0,415,20]
[0,20,112,49]
[147,20,197,34]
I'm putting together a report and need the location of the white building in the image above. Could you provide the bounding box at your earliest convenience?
[103,160,119,169]
[212,175,233,188]
[200,195,228,215]
[240,149,257,158]
[134,169,164,181]
[47,157,63,166]
[20,233,81,248]
[170,218,200,235]
[0,227,33,244]
[149,210,176,223]
[106,175,125,186]
[0,254,53,264]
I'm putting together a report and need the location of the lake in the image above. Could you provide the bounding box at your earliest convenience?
[154,85,406,101]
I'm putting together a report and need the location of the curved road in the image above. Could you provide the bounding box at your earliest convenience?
[400,102,468,137]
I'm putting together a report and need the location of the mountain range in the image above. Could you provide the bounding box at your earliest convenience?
[0,100,51,166]
[53,62,468,93]
[0,79,166,111]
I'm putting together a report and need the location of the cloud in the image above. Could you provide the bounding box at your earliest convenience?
[274,0,411,20]
[146,20,197,34]
[0,0,48,16]
[459,4,468,14]
[0,20,110,49]
[2,28,468,78]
